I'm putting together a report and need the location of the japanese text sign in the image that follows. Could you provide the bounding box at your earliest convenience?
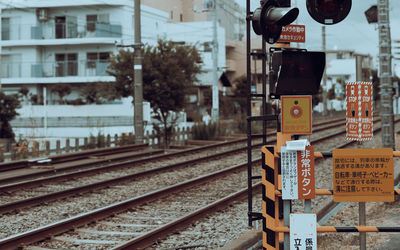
[333,148,394,202]
[278,24,306,43]
[281,146,315,200]
[290,214,317,250]
[281,95,312,135]
[346,82,373,141]
[297,146,315,199]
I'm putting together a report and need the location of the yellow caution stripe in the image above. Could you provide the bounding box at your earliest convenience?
[273,226,400,233]
[274,189,400,196]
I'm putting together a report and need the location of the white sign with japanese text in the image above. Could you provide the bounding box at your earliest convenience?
[281,146,298,200]
[290,214,317,250]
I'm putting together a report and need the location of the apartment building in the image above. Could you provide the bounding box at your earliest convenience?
[142,0,245,118]
[143,0,245,42]
[0,0,167,104]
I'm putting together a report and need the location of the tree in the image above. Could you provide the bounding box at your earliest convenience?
[51,84,72,104]
[232,75,247,115]
[81,82,118,104]
[0,92,21,139]
[107,39,202,148]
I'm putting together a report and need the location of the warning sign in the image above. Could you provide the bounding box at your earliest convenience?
[297,146,315,199]
[277,24,306,43]
[281,95,312,134]
[333,148,394,202]
[346,82,373,141]
[281,146,315,200]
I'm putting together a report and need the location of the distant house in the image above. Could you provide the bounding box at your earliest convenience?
[315,50,374,112]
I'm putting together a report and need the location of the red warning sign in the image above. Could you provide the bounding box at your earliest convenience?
[277,24,306,43]
[297,146,315,199]
[346,82,373,141]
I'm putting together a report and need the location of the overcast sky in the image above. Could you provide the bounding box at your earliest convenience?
[235,0,400,74]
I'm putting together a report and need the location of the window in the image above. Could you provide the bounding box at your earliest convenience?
[2,17,10,40]
[180,14,183,22]
[55,53,78,76]
[87,52,110,68]
[86,14,110,32]
[86,15,97,32]
[55,16,66,39]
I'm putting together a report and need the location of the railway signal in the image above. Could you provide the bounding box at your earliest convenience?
[269,49,325,99]
[306,0,352,25]
[251,0,299,44]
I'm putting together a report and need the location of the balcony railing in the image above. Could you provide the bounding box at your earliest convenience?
[2,60,110,78]
[1,22,122,41]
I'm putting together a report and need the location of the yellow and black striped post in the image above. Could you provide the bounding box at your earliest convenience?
[262,133,291,249]
[262,145,277,249]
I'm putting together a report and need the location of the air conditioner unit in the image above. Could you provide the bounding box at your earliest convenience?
[36,8,48,22]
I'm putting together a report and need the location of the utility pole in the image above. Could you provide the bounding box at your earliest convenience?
[322,25,328,116]
[134,0,144,143]
[378,0,394,149]
[211,0,219,121]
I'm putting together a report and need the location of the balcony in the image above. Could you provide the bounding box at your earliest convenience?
[2,60,114,84]
[1,22,122,46]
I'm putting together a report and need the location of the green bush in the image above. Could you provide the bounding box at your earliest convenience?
[0,93,21,140]
[192,121,228,140]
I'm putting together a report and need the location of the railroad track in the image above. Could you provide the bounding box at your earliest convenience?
[0,116,359,214]
[0,115,388,249]
[0,116,349,174]
[0,143,153,172]
[0,116,349,188]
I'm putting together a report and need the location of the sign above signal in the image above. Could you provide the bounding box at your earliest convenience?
[277,24,305,43]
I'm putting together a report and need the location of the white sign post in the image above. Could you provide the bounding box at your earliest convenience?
[281,146,298,200]
[290,214,317,250]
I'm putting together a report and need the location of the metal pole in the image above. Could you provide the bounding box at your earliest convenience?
[284,200,290,250]
[359,202,366,250]
[211,0,219,121]
[246,0,253,227]
[378,0,395,149]
[43,86,47,137]
[134,0,144,143]
[322,26,328,116]
[356,54,367,250]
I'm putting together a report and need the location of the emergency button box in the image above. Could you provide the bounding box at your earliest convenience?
[281,95,312,134]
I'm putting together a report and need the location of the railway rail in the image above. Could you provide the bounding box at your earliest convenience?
[0,116,365,214]
[0,115,395,249]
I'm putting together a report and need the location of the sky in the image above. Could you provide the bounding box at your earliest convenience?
[235,0,400,74]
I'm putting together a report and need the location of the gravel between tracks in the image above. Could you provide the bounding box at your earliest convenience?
[0,142,259,239]
[2,120,382,249]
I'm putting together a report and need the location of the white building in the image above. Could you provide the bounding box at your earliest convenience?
[0,0,167,103]
[0,0,227,138]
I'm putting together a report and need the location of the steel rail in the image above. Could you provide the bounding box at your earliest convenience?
[0,116,346,175]
[0,138,250,186]
[112,183,262,250]
[0,143,150,172]
[0,142,264,213]
[0,116,387,248]
[0,117,366,189]
[0,159,261,249]
[0,118,381,213]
